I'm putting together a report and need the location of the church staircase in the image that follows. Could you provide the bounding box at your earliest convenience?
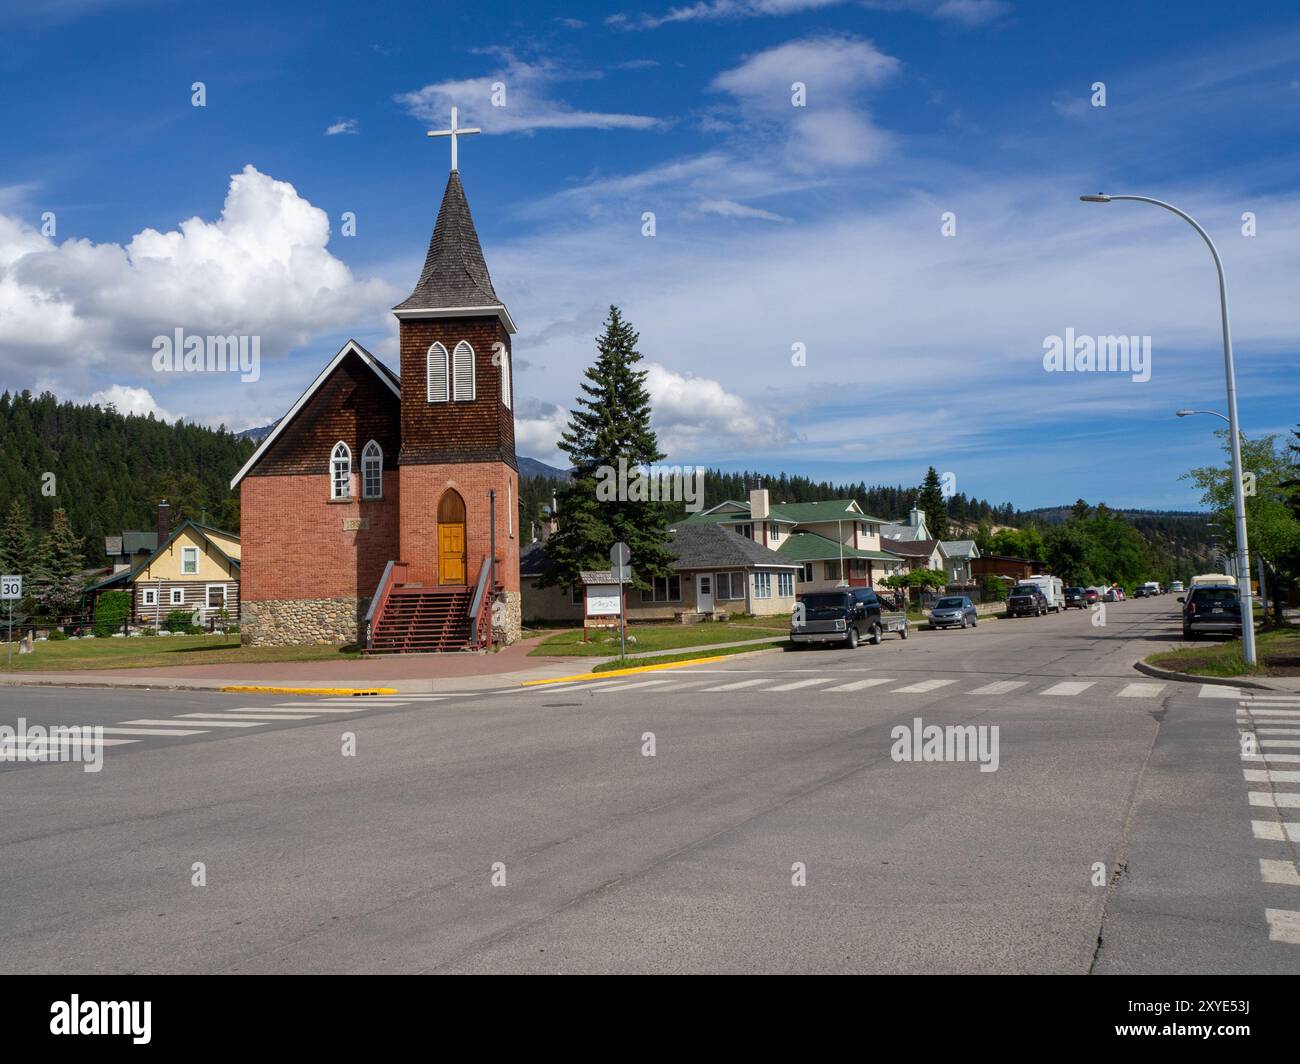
[364,559,493,654]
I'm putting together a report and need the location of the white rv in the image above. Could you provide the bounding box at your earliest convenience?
[1023,575,1064,613]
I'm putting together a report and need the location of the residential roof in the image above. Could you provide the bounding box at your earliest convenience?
[666,522,800,570]
[229,340,400,489]
[393,171,514,331]
[684,498,890,526]
[941,539,978,558]
[882,537,941,558]
[86,519,241,594]
[776,531,904,564]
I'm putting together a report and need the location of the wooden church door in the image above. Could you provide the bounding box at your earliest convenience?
[437,490,467,585]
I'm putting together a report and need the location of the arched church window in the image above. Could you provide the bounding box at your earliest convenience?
[331,441,351,499]
[427,342,449,403]
[452,341,476,401]
[361,440,383,499]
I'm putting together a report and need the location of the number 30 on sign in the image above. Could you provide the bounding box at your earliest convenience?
[0,576,21,600]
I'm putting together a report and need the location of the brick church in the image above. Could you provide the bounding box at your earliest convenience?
[232,161,521,652]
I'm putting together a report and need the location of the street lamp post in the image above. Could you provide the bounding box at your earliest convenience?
[1081,194,1256,664]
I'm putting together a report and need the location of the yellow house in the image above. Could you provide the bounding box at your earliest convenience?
[88,520,241,628]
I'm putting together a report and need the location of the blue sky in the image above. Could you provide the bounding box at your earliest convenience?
[1,0,1297,511]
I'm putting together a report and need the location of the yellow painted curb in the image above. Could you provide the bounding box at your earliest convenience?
[219,685,398,696]
[522,654,734,686]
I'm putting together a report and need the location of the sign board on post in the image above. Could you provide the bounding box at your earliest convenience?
[1,575,20,671]
[609,543,630,659]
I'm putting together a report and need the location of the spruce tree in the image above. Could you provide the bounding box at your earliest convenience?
[32,509,86,618]
[917,467,949,541]
[540,306,676,591]
[0,500,33,577]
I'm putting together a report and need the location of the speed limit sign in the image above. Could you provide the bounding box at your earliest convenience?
[0,575,20,600]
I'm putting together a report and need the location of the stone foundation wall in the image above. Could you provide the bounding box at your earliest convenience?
[493,590,522,645]
[242,597,364,647]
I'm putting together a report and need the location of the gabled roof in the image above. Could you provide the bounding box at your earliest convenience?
[393,171,516,333]
[776,531,903,564]
[940,539,979,558]
[230,340,400,489]
[684,498,889,527]
[882,537,941,558]
[666,523,800,570]
[86,519,240,593]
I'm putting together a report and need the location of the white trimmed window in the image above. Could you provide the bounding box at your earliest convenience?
[735,523,753,539]
[427,342,449,403]
[331,441,351,499]
[181,546,199,575]
[715,571,744,600]
[800,563,814,582]
[777,572,794,597]
[452,341,475,401]
[206,584,227,609]
[640,575,682,603]
[500,347,512,409]
[142,588,158,606]
[754,572,772,599]
[170,587,185,606]
[362,440,383,499]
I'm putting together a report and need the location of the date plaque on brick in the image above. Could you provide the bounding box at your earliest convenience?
[342,517,369,532]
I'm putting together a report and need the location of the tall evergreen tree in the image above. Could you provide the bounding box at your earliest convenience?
[0,500,33,577]
[31,509,86,618]
[917,466,949,541]
[539,306,676,590]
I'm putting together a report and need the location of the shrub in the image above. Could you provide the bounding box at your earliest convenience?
[93,590,132,638]
[163,609,201,635]
[47,628,68,641]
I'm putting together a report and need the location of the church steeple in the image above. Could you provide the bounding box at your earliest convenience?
[394,170,511,321]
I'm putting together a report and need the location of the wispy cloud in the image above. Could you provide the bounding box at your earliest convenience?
[325,118,359,135]
[609,0,1010,31]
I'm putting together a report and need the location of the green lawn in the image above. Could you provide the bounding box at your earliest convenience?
[1145,626,1300,678]
[0,634,361,671]
[531,623,788,658]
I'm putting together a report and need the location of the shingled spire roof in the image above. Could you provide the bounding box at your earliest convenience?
[394,170,512,328]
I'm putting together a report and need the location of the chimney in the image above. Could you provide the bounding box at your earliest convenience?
[157,500,172,542]
[750,487,770,520]
[910,506,924,529]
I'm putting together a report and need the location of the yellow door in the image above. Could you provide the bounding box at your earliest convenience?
[439,523,465,584]
[437,490,467,585]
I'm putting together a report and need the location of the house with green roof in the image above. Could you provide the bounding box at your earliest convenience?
[685,489,906,593]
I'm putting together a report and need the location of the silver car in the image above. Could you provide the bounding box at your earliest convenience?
[929,595,978,630]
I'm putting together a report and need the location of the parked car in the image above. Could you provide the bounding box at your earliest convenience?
[1084,588,1100,606]
[1133,586,1148,598]
[1181,585,1243,640]
[1006,583,1048,617]
[929,595,978,629]
[1064,586,1087,609]
[1022,574,1064,613]
[790,588,909,649]
[1169,581,1185,594]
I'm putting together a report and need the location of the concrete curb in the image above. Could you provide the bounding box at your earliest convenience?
[1134,660,1277,691]
[219,685,398,697]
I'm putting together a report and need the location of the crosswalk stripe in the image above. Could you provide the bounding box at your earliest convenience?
[1265,909,1300,945]
[200,712,317,721]
[0,737,137,748]
[1200,685,1244,698]
[1260,859,1300,886]
[1257,729,1300,736]
[1244,768,1300,783]
[825,678,895,692]
[766,678,836,692]
[969,680,1027,695]
[268,705,395,714]
[305,699,412,706]
[1252,821,1300,841]
[1249,792,1300,808]
[1247,696,1300,703]
[892,679,956,694]
[1260,740,1300,748]
[702,678,771,692]
[1117,682,1165,698]
[1041,681,1095,696]
[1239,708,1300,715]
[591,679,679,693]
[125,718,266,728]
[91,726,208,737]
[1242,753,1300,763]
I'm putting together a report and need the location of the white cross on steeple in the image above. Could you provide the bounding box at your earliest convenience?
[426,106,481,172]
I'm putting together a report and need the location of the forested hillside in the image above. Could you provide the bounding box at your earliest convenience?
[0,391,255,567]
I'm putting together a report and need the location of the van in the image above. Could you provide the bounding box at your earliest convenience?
[1190,574,1236,588]
[1022,575,1064,613]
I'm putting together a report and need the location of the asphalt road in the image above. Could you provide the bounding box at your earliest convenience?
[1,595,1296,974]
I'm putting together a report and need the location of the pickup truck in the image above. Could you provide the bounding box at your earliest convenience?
[790,588,909,649]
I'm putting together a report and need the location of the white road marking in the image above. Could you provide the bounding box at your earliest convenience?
[766,678,836,692]
[1239,709,1300,717]
[1252,820,1300,841]
[305,700,412,706]
[590,679,678,693]
[1260,740,1300,748]
[1200,685,1244,698]
[1249,792,1300,808]
[1257,729,1300,736]
[1247,696,1300,703]
[1244,768,1300,783]
[1041,681,1095,696]
[191,712,318,721]
[0,737,137,748]
[1117,683,1165,698]
[125,718,266,728]
[267,705,397,714]
[91,726,208,737]
[892,679,956,694]
[969,681,1028,695]
[824,678,896,692]
[1242,753,1300,763]
[702,678,772,692]
[1259,859,1300,886]
[1265,909,1300,945]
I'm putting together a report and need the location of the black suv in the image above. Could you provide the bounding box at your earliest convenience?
[1182,586,1243,640]
[1007,583,1048,617]
[790,588,884,649]
[1063,586,1087,609]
